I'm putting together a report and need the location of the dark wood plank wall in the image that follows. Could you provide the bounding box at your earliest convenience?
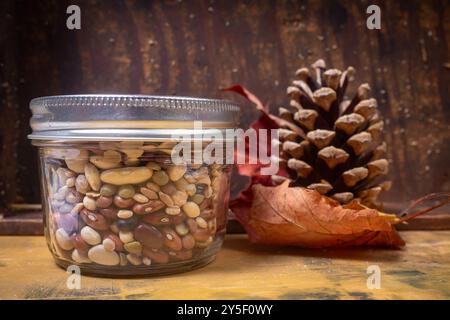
[0,0,449,214]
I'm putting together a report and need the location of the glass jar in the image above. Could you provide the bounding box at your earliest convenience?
[28,95,239,276]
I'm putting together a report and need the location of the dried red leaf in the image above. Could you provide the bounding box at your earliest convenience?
[236,182,405,248]
[222,85,268,113]
[222,85,280,176]
[237,183,450,248]
[222,85,284,219]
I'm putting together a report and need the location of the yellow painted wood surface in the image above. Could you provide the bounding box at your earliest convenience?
[0,232,449,300]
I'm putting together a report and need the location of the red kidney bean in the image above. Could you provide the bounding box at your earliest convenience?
[200,209,214,219]
[199,198,212,210]
[182,234,195,250]
[142,247,169,264]
[99,207,118,220]
[169,212,186,225]
[170,250,192,261]
[160,183,177,195]
[80,208,109,230]
[134,223,163,249]
[71,234,90,256]
[132,200,165,215]
[186,218,198,233]
[141,211,171,226]
[96,196,113,208]
[163,228,183,251]
[193,228,210,242]
[113,195,135,208]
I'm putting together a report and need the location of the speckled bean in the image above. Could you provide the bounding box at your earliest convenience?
[44,143,228,273]
[132,200,165,215]
[140,187,158,200]
[159,192,174,207]
[141,211,171,226]
[80,209,109,231]
[163,228,182,251]
[117,209,134,219]
[165,206,181,216]
[133,193,149,203]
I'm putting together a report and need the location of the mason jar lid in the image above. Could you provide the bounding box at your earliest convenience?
[28,94,240,141]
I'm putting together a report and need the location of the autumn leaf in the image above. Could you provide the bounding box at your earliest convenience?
[236,181,450,248]
[236,181,404,247]
[222,85,281,178]
[222,85,285,221]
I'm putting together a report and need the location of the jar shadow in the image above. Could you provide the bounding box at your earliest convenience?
[219,234,405,263]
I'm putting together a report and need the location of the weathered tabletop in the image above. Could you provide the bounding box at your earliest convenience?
[0,232,449,300]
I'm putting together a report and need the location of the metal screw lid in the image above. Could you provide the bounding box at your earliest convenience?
[28,94,240,141]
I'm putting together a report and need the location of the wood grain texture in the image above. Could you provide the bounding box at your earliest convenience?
[0,0,449,215]
[0,232,450,299]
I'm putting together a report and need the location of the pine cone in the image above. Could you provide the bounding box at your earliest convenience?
[272,59,391,208]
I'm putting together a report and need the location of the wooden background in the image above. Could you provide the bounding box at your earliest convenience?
[0,0,449,219]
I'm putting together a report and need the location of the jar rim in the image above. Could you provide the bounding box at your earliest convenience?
[30,94,240,112]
